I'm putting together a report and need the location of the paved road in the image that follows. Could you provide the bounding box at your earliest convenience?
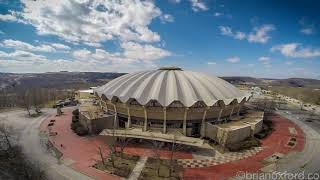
[0,109,93,180]
[232,108,320,180]
[276,110,320,175]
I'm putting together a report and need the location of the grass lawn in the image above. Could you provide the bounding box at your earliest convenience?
[139,158,182,180]
[30,113,42,118]
[0,107,22,113]
[268,86,320,105]
[46,100,56,108]
[93,153,139,178]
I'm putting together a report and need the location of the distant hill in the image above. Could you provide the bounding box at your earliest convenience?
[1,72,320,91]
[221,76,320,89]
[220,76,263,85]
[0,72,126,90]
[268,78,320,88]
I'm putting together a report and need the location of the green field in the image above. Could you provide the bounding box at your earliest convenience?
[267,86,320,105]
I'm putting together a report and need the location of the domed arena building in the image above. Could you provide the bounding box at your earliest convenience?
[79,67,264,148]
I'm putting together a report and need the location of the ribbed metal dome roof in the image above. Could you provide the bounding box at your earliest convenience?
[95,67,251,107]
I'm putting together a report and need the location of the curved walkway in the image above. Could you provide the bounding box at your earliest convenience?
[40,108,195,179]
[183,113,305,180]
[39,109,307,180]
[40,109,119,180]
[178,147,263,168]
[2,106,314,180]
[275,111,320,174]
[0,109,93,180]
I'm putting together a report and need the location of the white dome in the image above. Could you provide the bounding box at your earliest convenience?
[95,67,251,107]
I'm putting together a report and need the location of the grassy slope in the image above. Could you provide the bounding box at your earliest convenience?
[268,86,320,105]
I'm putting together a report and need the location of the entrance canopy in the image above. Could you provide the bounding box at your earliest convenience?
[99,128,213,149]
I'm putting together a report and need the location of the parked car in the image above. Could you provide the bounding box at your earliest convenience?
[52,99,78,108]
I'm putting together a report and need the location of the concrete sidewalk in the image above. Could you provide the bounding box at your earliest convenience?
[128,156,148,180]
[0,109,93,180]
[275,111,320,174]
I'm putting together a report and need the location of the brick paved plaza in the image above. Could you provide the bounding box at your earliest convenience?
[40,108,305,180]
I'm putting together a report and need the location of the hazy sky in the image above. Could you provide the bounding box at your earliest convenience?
[0,0,319,79]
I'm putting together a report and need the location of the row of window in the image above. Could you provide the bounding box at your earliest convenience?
[107,98,222,108]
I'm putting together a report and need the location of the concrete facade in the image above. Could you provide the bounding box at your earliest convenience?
[205,111,264,146]
[78,95,263,148]
[78,68,264,148]
[79,112,114,134]
[91,98,264,147]
[78,101,114,134]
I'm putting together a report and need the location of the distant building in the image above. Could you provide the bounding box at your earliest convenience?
[250,86,262,95]
[262,89,272,95]
[76,87,97,100]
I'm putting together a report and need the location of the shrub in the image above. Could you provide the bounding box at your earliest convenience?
[71,122,81,131]
[255,132,267,139]
[72,116,79,123]
[128,155,140,161]
[228,138,261,152]
[30,113,41,118]
[255,120,273,139]
[120,154,140,161]
[72,109,79,116]
[75,126,88,136]
[114,167,131,178]
[263,119,273,128]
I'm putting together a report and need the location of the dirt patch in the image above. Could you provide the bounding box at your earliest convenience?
[93,153,139,178]
[139,158,182,180]
[287,137,297,148]
[227,138,261,152]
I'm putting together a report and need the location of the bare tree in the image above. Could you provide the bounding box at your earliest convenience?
[18,89,32,116]
[1,145,47,180]
[298,95,305,111]
[0,122,13,151]
[0,89,9,108]
[168,135,183,178]
[105,128,117,168]
[21,159,47,180]
[98,146,106,166]
[151,140,163,177]
[107,139,117,168]
[262,97,268,112]
[31,88,48,114]
[268,96,277,112]
[117,129,130,159]
[309,108,316,121]
[0,122,47,180]
[270,92,278,110]
[50,89,57,104]
[277,95,283,109]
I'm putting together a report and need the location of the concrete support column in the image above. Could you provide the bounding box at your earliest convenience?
[99,98,103,109]
[237,104,242,117]
[200,107,208,138]
[126,105,131,129]
[229,104,235,119]
[163,107,167,134]
[143,106,148,131]
[183,107,188,136]
[113,104,118,129]
[105,102,108,113]
[218,108,223,121]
